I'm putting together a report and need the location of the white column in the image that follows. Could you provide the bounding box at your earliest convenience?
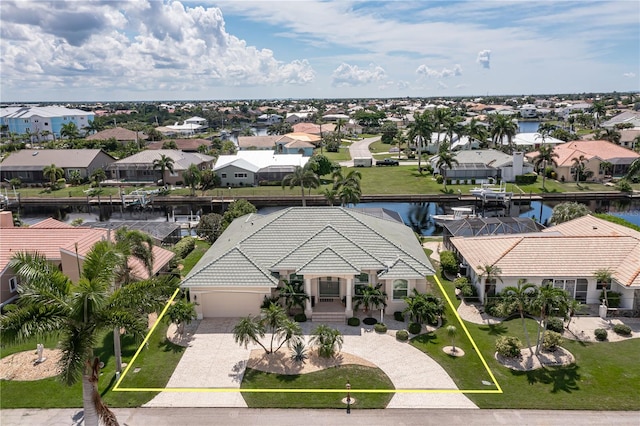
[304,278,312,318]
[345,277,353,318]
[193,292,203,319]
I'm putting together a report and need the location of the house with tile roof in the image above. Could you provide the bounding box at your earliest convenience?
[449,215,640,310]
[275,132,320,156]
[0,149,115,183]
[86,127,148,143]
[526,140,640,182]
[146,138,211,152]
[0,212,175,307]
[108,149,215,185]
[237,135,280,151]
[213,150,309,187]
[181,207,435,319]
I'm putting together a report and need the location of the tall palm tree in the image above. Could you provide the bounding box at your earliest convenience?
[332,168,362,191]
[232,303,301,354]
[466,118,488,148]
[402,289,444,326]
[533,145,559,191]
[152,154,175,187]
[571,155,591,184]
[60,122,80,140]
[591,101,606,127]
[281,162,320,207]
[435,143,458,191]
[42,163,64,187]
[1,244,174,426]
[532,284,569,354]
[85,119,104,136]
[278,279,309,315]
[335,118,346,139]
[490,114,518,152]
[407,111,434,174]
[182,164,202,196]
[433,107,451,151]
[338,183,361,207]
[625,158,640,179]
[593,268,613,307]
[501,280,538,350]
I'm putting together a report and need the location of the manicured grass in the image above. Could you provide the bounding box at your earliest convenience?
[14,184,120,198]
[241,365,394,408]
[180,240,212,276]
[0,321,186,408]
[322,148,351,162]
[415,275,640,410]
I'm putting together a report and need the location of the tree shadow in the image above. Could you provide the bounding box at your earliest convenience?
[478,323,508,336]
[511,364,581,393]
[157,338,185,354]
[411,332,438,346]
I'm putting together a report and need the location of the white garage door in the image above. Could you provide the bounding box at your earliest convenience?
[200,289,270,318]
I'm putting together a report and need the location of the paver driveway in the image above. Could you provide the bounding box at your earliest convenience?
[145,318,477,409]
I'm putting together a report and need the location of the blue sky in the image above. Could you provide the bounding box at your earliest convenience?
[1,0,638,102]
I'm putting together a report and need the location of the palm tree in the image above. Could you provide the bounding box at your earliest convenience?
[335,118,346,140]
[625,158,640,180]
[532,284,569,354]
[182,164,202,196]
[478,264,503,305]
[232,303,301,354]
[1,243,174,426]
[90,168,107,188]
[338,182,361,207]
[60,122,80,139]
[322,187,338,206]
[152,154,175,187]
[466,118,488,148]
[591,101,606,127]
[433,107,451,151]
[278,279,309,315]
[407,111,434,174]
[549,201,591,225]
[533,145,559,191]
[354,283,387,317]
[281,163,320,207]
[233,315,269,353]
[593,268,613,307]
[435,143,458,191]
[310,324,344,359]
[165,298,197,338]
[42,163,64,187]
[501,280,537,350]
[85,119,104,136]
[447,325,458,353]
[571,155,591,184]
[490,114,518,152]
[402,289,445,326]
[394,131,407,160]
[602,128,621,145]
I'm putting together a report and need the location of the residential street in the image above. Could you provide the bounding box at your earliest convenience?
[2,408,639,426]
[341,135,381,166]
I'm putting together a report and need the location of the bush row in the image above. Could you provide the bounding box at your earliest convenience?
[173,236,196,258]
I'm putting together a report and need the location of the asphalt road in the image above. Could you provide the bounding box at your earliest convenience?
[2,408,639,426]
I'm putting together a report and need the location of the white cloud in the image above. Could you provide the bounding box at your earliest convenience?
[415,64,462,79]
[623,72,636,78]
[476,50,491,69]
[438,81,449,89]
[331,63,386,87]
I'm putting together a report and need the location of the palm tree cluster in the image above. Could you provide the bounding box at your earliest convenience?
[354,283,387,317]
[489,114,518,153]
[233,303,302,354]
[402,289,445,326]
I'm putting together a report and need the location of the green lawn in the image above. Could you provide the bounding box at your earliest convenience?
[322,148,351,162]
[241,365,394,408]
[180,240,211,276]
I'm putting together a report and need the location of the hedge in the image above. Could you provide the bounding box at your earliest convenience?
[439,250,459,275]
[173,236,196,258]
[515,173,538,185]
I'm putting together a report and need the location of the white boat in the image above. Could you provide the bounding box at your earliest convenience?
[469,182,512,200]
[432,207,478,225]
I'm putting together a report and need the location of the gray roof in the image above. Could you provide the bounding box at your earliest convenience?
[0,149,111,170]
[443,217,544,238]
[82,221,181,242]
[182,207,435,289]
[111,150,214,171]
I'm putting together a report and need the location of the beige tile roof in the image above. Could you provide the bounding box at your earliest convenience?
[451,215,640,288]
[147,139,210,151]
[237,135,279,149]
[86,127,148,141]
[29,218,75,229]
[552,140,639,166]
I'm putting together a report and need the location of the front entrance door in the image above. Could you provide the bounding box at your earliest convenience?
[319,277,340,299]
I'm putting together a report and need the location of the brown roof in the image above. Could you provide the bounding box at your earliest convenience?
[147,139,211,152]
[0,149,113,170]
[86,127,148,141]
[237,135,279,149]
[551,140,639,166]
[292,123,336,135]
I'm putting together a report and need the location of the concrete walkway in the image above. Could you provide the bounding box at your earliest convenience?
[146,317,476,409]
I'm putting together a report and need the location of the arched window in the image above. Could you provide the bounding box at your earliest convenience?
[393,279,408,300]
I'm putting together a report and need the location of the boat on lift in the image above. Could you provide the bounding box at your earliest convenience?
[432,206,478,225]
[469,181,512,201]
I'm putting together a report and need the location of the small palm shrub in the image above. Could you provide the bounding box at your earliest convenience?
[294,313,307,323]
[394,311,404,322]
[290,342,308,363]
[408,322,421,335]
[347,317,360,327]
[374,323,387,333]
[495,336,522,358]
[594,328,608,341]
[396,330,409,341]
[613,324,632,336]
[542,331,563,351]
[439,251,459,275]
[546,317,564,333]
[601,291,622,308]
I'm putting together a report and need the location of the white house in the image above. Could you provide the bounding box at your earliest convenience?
[213,150,309,187]
[519,104,538,118]
[430,149,534,182]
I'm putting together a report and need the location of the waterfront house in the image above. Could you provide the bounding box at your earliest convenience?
[181,207,435,319]
[275,132,319,156]
[430,149,534,183]
[237,135,279,151]
[0,149,115,184]
[213,150,309,187]
[86,127,148,144]
[147,138,212,152]
[450,215,640,310]
[0,106,94,141]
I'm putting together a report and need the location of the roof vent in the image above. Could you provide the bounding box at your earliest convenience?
[593,226,598,230]
[32,151,38,156]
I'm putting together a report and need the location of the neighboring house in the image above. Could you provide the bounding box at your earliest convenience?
[163,117,208,135]
[82,221,182,246]
[322,113,350,122]
[430,149,534,183]
[292,122,336,135]
[85,127,148,144]
[109,149,215,185]
[0,212,175,307]
[511,133,564,149]
[450,215,640,310]
[619,129,640,151]
[0,106,94,140]
[0,149,115,183]
[181,207,435,319]
[213,150,309,187]
[601,111,640,129]
[237,135,279,151]
[441,216,544,252]
[257,114,283,125]
[147,138,211,152]
[519,104,538,118]
[275,133,319,156]
[285,112,313,124]
[526,140,640,182]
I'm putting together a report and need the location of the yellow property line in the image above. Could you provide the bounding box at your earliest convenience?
[114,276,502,395]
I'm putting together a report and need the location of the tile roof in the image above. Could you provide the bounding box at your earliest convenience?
[147,139,211,151]
[86,127,148,141]
[182,207,434,289]
[111,150,214,171]
[551,140,639,167]
[451,215,640,288]
[0,149,112,169]
[237,136,279,149]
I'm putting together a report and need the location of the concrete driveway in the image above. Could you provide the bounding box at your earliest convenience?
[340,135,381,167]
[146,317,476,409]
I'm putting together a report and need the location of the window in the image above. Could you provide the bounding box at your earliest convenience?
[355,273,369,284]
[9,277,18,293]
[575,279,588,302]
[221,173,227,178]
[393,279,408,300]
[234,173,248,179]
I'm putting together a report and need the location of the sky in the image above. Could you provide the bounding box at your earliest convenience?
[1,0,639,102]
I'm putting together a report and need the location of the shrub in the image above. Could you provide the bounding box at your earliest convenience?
[374,323,387,333]
[542,331,563,351]
[460,283,477,298]
[515,173,538,185]
[347,317,360,327]
[394,311,404,322]
[594,328,608,341]
[495,336,522,358]
[453,276,469,288]
[439,250,458,275]
[294,313,307,323]
[173,236,196,258]
[408,322,422,335]
[396,330,409,341]
[601,291,622,308]
[435,174,444,184]
[613,323,632,336]
[616,179,632,192]
[546,317,564,333]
